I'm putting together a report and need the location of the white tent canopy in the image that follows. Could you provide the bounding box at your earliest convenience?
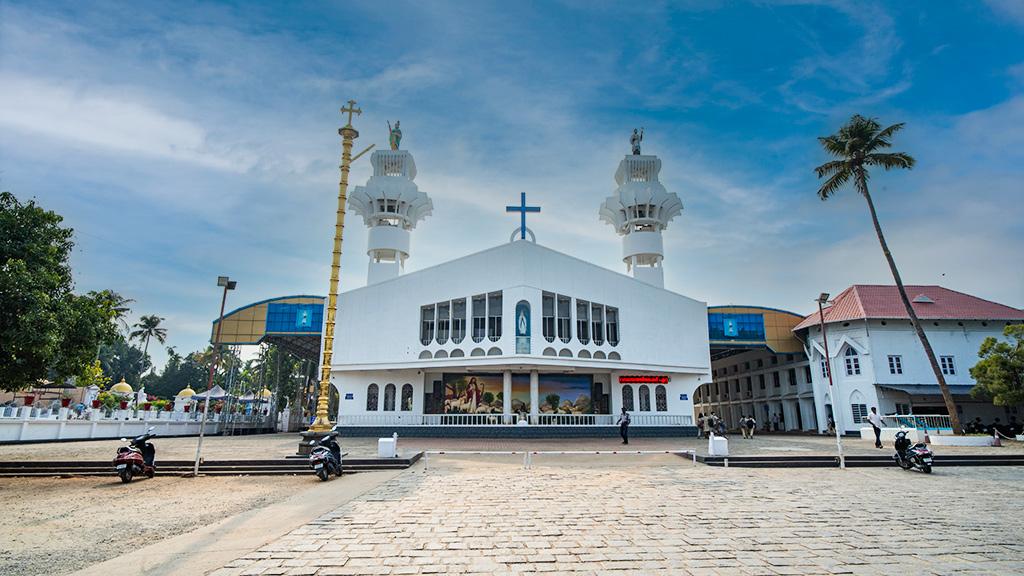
[191,385,231,402]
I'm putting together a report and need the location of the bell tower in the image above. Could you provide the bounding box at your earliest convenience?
[349,147,433,284]
[598,137,682,288]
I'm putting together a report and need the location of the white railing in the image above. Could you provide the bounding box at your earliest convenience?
[335,413,694,426]
[881,414,953,431]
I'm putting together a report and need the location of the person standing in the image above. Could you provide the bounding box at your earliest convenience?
[739,416,750,439]
[617,407,631,445]
[771,412,780,432]
[746,415,757,439]
[696,413,705,439]
[867,407,884,448]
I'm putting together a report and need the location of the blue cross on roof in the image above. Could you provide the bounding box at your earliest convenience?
[506,192,540,240]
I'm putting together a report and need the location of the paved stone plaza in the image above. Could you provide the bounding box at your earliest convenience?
[213,457,1024,576]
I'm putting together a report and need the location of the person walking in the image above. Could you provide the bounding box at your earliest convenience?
[696,413,705,439]
[867,407,884,448]
[746,415,757,439]
[617,407,631,445]
[739,416,750,439]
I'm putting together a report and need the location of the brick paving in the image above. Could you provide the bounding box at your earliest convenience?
[212,458,1024,575]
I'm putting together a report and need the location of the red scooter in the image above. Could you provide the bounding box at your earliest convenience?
[114,427,157,483]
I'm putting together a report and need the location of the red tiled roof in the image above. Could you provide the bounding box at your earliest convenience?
[792,285,1024,331]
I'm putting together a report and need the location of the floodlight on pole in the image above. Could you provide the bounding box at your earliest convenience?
[192,275,236,477]
[816,292,845,470]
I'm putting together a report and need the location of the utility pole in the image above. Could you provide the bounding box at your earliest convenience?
[817,293,845,470]
[192,276,236,476]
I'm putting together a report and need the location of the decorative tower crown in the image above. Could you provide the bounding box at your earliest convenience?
[598,148,683,289]
[349,149,433,284]
[349,150,432,230]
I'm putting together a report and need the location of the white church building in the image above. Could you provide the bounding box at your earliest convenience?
[327,143,710,436]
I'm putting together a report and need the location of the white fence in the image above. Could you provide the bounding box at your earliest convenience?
[880,414,953,433]
[0,406,271,443]
[335,413,693,426]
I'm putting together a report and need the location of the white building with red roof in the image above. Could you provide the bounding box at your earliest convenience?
[792,285,1024,434]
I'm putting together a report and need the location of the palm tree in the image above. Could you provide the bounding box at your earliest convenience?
[130,315,167,375]
[88,289,134,334]
[815,114,962,434]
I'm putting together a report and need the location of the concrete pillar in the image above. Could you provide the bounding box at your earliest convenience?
[502,370,512,417]
[529,370,539,421]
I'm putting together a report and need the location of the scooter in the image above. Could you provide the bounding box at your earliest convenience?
[893,430,934,473]
[308,429,342,481]
[114,427,157,483]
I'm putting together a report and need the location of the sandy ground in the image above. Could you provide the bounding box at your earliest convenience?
[0,431,1020,461]
[0,474,313,576]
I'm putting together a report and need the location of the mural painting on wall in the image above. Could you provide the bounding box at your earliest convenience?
[539,374,592,415]
[443,373,502,414]
[511,375,530,414]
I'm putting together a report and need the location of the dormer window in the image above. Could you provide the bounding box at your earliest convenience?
[912,294,934,303]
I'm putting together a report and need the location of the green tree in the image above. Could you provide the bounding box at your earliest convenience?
[76,359,111,390]
[0,192,121,392]
[970,324,1024,407]
[130,315,167,374]
[90,289,134,335]
[815,115,963,434]
[99,338,149,385]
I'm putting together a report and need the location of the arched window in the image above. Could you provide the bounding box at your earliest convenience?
[844,347,861,376]
[608,351,621,360]
[401,384,413,411]
[639,385,651,411]
[621,385,634,411]
[655,385,668,412]
[383,383,396,411]
[366,383,379,411]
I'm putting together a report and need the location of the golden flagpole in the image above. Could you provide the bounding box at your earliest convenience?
[307,99,368,433]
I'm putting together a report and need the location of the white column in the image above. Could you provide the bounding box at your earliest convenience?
[529,370,539,421]
[502,370,512,417]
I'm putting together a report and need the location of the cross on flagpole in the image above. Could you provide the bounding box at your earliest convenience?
[506,192,540,240]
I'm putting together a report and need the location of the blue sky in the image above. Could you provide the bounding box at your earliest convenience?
[2,1,1023,370]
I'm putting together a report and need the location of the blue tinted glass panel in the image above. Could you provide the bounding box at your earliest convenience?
[708,313,765,341]
[266,303,323,333]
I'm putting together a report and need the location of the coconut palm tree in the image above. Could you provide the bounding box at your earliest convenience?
[88,289,134,334]
[130,315,167,375]
[815,114,962,434]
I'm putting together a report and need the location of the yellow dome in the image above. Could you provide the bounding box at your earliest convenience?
[176,385,196,398]
[110,378,133,395]
[260,388,272,399]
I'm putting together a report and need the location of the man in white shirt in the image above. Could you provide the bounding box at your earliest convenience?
[867,407,885,449]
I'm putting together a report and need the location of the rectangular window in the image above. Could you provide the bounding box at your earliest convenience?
[606,307,619,346]
[745,377,752,393]
[758,374,765,390]
[487,291,502,341]
[845,353,861,376]
[821,359,829,379]
[771,356,778,365]
[804,365,812,383]
[471,294,486,343]
[757,359,764,368]
[851,404,869,424]
[420,305,435,346]
[556,295,571,343]
[896,403,910,415]
[451,298,466,344]
[734,380,740,393]
[788,368,796,386]
[940,355,956,375]
[542,292,555,342]
[435,301,450,344]
[732,365,738,374]
[576,299,590,345]
[744,362,750,370]
[888,355,902,375]
[772,372,780,388]
[591,303,604,346]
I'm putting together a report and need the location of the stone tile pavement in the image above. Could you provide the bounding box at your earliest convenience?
[211,458,1024,575]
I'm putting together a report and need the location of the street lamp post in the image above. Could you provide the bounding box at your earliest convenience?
[192,275,236,476]
[816,292,845,470]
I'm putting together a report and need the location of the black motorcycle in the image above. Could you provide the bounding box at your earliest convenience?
[308,429,342,481]
[893,430,934,473]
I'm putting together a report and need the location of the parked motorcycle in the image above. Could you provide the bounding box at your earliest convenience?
[114,427,157,483]
[308,429,342,481]
[893,430,934,473]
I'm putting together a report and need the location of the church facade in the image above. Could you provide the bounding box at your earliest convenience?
[327,137,710,436]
